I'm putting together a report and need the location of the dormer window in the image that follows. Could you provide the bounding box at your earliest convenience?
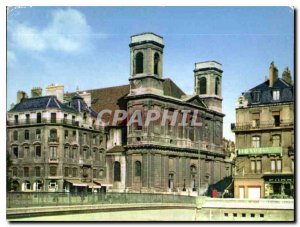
[272,90,280,101]
[252,91,261,103]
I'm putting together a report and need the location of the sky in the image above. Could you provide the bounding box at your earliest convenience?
[6,6,294,141]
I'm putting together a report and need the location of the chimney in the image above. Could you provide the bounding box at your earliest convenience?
[31,87,42,98]
[17,90,28,103]
[269,61,278,87]
[282,67,292,85]
[46,84,64,102]
[79,91,91,107]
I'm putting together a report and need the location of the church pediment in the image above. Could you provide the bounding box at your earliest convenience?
[184,95,207,108]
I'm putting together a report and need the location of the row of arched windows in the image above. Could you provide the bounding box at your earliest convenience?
[135,52,160,75]
[113,161,142,182]
[198,77,220,95]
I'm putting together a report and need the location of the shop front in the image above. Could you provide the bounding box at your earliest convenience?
[264,174,294,199]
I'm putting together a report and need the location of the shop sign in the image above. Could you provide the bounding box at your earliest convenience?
[238,147,282,155]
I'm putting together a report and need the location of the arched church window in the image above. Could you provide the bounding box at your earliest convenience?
[114,161,121,181]
[199,77,207,95]
[135,161,142,177]
[154,53,160,75]
[135,52,144,74]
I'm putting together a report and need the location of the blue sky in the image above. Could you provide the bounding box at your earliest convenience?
[7,6,294,140]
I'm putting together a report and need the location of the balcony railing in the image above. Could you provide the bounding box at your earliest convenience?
[238,146,282,156]
[7,118,102,130]
[231,120,294,131]
[48,137,59,143]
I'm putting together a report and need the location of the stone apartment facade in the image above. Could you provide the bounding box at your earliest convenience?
[7,32,232,195]
[7,86,107,192]
[232,62,294,199]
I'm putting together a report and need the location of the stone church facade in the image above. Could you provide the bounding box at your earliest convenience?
[7,32,232,195]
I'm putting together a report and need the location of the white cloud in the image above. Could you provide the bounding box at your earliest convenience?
[10,8,92,53]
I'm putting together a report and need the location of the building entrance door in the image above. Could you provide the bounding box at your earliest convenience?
[248,187,261,199]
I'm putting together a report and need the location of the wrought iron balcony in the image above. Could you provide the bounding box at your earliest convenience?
[231,120,294,131]
[238,146,282,156]
[48,137,59,143]
[7,118,102,130]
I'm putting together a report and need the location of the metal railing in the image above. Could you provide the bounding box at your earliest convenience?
[231,121,294,131]
[6,192,196,208]
[7,119,102,130]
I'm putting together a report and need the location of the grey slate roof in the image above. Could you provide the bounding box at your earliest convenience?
[9,96,77,113]
[244,78,294,106]
[9,95,98,118]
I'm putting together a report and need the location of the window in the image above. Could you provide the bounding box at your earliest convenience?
[24,130,29,140]
[273,90,280,101]
[72,168,77,177]
[215,77,220,95]
[95,149,100,161]
[35,166,41,177]
[13,131,18,141]
[35,145,41,157]
[51,113,56,123]
[49,180,57,190]
[252,91,261,103]
[64,167,69,177]
[13,146,18,158]
[36,129,41,140]
[25,114,30,124]
[252,136,260,148]
[24,146,30,157]
[251,161,256,173]
[252,113,260,127]
[154,53,160,75]
[276,160,282,172]
[93,169,97,178]
[12,167,18,177]
[256,160,262,173]
[37,113,42,123]
[64,130,68,140]
[114,161,121,181]
[73,130,76,138]
[135,52,143,74]
[14,115,19,125]
[93,135,96,144]
[272,135,281,147]
[24,181,31,190]
[168,174,174,189]
[49,129,57,142]
[271,160,276,172]
[99,169,104,178]
[63,146,68,158]
[72,147,77,159]
[24,167,29,177]
[49,166,57,176]
[199,77,207,94]
[272,111,280,127]
[135,161,142,177]
[72,115,76,125]
[49,146,57,159]
[83,167,89,178]
[63,114,68,123]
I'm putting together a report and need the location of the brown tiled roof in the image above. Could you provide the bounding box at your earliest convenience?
[106,145,125,153]
[65,84,130,124]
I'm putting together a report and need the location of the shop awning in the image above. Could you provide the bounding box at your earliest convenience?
[94,180,113,187]
[65,179,87,187]
[86,182,101,189]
